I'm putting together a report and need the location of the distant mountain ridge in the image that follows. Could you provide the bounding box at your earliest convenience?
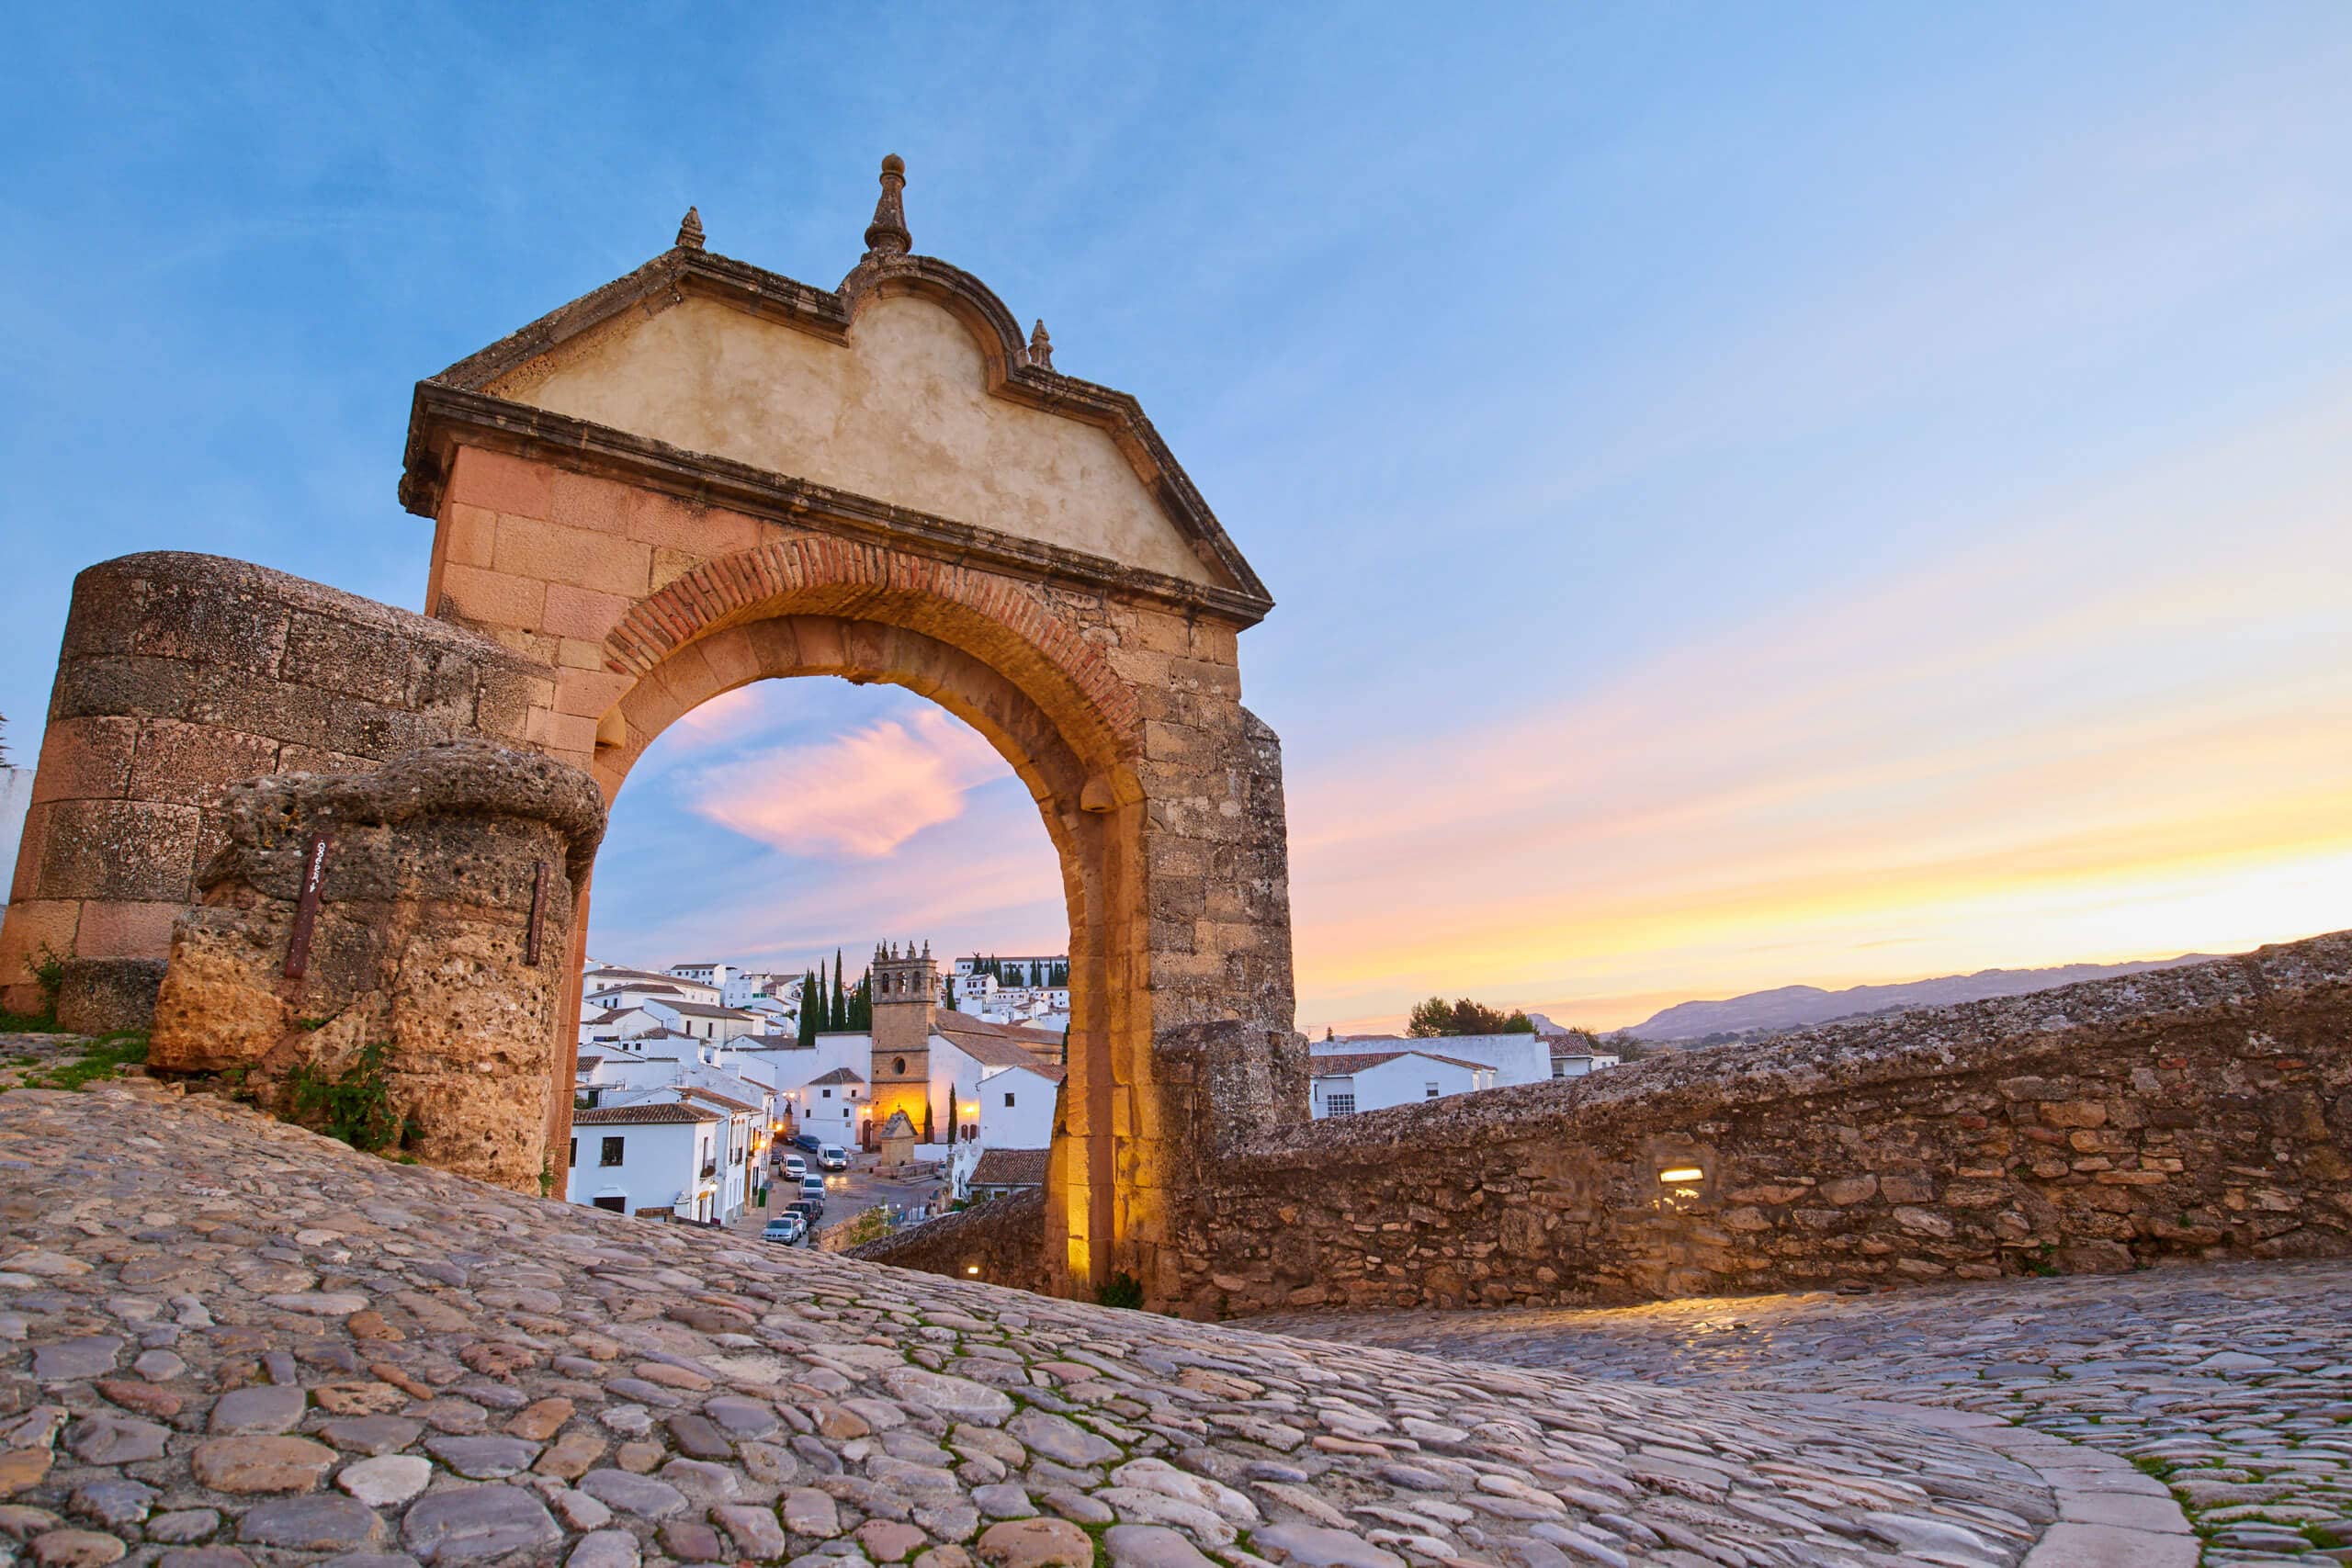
[1621,953,2218,1043]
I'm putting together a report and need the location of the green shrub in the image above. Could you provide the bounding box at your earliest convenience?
[14,1032,148,1091]
[0,943,68,1032]
[1093,1271,1145,1310]
[284,1040,417,1153]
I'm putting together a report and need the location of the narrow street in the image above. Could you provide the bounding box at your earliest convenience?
[725,1149,950,1248]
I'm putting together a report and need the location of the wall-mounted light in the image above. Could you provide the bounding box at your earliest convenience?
[965,1264,981,1276]
[1658,1167,1705,1184]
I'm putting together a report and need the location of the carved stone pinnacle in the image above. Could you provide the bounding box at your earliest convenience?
[675,206,705,251]
[864,154,910,257]
[1028,319,1055,371]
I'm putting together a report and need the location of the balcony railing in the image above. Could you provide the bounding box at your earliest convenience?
[700,1161,718,1179]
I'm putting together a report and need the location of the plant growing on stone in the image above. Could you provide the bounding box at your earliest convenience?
[1093,1270,1145,1310]
[3,942,69,1032]
[13,1032,148,1091]
[284,1039,416,1153]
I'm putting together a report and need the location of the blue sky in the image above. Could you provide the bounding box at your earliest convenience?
[5,6,2348,1031]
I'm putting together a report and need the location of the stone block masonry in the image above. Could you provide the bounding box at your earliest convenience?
[1179,931,2352,1318]
[0,552,547,1023]
[149,739,605,1193]
[844,1187,1053,1293]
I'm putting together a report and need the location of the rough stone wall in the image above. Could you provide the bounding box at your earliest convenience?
[1182,932,2352,1319]
[0,552,545,1021]
[149,741,604,1194]
[845,1187,1051,1294]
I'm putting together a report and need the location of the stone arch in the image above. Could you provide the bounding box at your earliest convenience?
[390,164,1300,1303]
[597,537,1142,769]
[584,601,1148,1292]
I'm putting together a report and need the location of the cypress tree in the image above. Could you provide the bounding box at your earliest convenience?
[831,951,847,1031]
[797,968,818,1045]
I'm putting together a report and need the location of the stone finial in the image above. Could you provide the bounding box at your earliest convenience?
[675,206,705,251]
[864,154,911,257]
[1027,319,1054,371]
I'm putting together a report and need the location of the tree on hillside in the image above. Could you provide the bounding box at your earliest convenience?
[831,950,847,1030]
[1406,997,1536,1037]
[796,967,820,1046]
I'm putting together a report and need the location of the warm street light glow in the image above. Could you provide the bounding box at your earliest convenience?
[1658,1167,1704,1184]
[965,1264,980,1275]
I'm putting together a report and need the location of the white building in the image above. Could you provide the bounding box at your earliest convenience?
[960,1147,1048,1202]
[1547,1040,1622,1077]
[575,1033,777,1221]
[929,1018,1064,1149]
[974,1063,1060,1151]
[675,1085,764,1218]
[1308,1049,1495,1119]
[734,1032,873,1138]
[1315,1032,1553,1089]
[741,995,795,1028]
[653,998,763,1043]
[665,961,733,990]
[793,1066,868,1147]
[584,969,721,1010]
[568,1101,725,1221]
[0,763,30,925]
[950,954,1067,987]
[722,971,796,1009]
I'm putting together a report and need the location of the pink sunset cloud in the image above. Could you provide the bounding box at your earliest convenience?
[687,708,1011,859]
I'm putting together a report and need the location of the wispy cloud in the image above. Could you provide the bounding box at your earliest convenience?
[1286,390,2352,1031]
[686,708,1009,859]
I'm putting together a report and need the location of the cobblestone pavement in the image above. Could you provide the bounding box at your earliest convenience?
[1257,1262,2352,1566]
[0,1082,2127,1568]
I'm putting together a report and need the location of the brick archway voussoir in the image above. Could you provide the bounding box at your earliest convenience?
[602,539,1140,756]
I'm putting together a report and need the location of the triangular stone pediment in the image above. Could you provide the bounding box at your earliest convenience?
[487,288,1222,587]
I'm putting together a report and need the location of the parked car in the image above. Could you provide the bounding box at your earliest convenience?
[786,1199,822,1227]
[791,1134,822,1154]
[799,1174,828,1203]
[780,1154,808,1180]
[762,1213,804,1245]
[818,1145,849,1171]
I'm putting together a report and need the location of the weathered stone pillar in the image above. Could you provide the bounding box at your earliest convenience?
[150,740,604,1194]
[0,551,545,1025]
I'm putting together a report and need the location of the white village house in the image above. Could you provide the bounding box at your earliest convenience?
[573,943,1071,1224]
[567,1102,727,1221]
[1308,1049,1496,1118]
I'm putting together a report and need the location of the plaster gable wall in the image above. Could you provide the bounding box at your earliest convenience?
[488,294,1217,586]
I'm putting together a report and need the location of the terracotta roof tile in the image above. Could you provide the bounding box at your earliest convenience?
[574,1103,720,1126]
[971,1148,1049,1187]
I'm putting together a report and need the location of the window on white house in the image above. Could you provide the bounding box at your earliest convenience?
[821,1089,831,1099]
[1004,1092,1016,1107]
[1326,1093,1356,1117]
[1425,1082,1440,1099]
[569,1138,576,1168]
[600,1136,624,1166]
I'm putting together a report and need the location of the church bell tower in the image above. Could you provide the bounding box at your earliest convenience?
[869,940,938,1143]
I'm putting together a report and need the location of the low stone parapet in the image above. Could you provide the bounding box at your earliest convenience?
[849,1188,1050,1292]
[1183,931,2352,1318]
[149,739,605,1193]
